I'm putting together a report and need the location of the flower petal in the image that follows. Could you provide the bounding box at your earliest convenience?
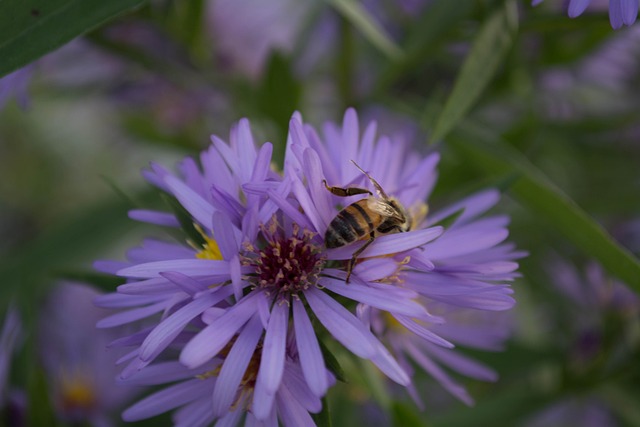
[118,259,236,279]
[320,277,425,318]
[140,288,234,363]
[180,292,260,368]
[165,175,215,228]
[122,379,212,421]
[257,302,289,394]
[212,315,263,417]
[304,287,376,358]
[128,209,180,227]
[292,299,328,397]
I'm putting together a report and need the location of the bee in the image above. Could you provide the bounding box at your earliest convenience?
[323,161,411,283]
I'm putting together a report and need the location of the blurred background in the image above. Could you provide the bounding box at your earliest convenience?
[1,0,639,425]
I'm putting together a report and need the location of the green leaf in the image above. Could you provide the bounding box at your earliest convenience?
[164,194,207,248]
[0,0,148,78]
[318,339,347,383]
[391,401,425,427]
[450,122,640,293]
[430,0,518,142]
[256,51,302,145]
[328,0,403,60]
[312,396,333,427]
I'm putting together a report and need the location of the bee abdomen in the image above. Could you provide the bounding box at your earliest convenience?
[324,204,371,248]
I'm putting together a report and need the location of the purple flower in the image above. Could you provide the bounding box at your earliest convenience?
[283,108,522,404]
[0,66,33,110]
[38,283,139,426]
[98,114,427,423]
[98,108,521,423]
[0,307,21,405]
[533,0,639,29]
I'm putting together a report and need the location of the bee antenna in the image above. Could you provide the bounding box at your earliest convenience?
[350,160,389,199]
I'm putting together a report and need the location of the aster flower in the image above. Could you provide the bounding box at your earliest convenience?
[98,108,521,425]
[96,111,457,424]
[532,0,639,29]
[283,108,522,404]
[38,283,139,426]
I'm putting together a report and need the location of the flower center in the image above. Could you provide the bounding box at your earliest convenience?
[246,224,324,297]
[58,369,97,415]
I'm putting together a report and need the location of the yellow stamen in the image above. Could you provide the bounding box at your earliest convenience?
[192,223,223,260]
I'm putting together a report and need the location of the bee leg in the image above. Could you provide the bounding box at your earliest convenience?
[322,180,372,198]
[345,231,376,283]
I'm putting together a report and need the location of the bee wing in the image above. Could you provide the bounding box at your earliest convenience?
[366,198,401,219]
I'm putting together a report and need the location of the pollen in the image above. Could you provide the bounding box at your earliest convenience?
[193,224,223,260]
[58,369,97,414]
[245,222,325,297]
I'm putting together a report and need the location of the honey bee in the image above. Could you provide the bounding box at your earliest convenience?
[323,161,411,283]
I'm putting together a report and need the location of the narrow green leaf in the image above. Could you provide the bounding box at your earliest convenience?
[450,122,640,292]
[163,195,207,248]
[0,0,148,78]
[318,339,347,383]
[311,396,333,427]
[431,0,518,142]
[53,269,124,291]
[256,52,301,146]
[328,0,403,60]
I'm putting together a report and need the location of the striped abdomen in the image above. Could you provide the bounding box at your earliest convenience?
[324,199,380,249]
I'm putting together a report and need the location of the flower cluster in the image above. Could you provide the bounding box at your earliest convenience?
[97,109,522,425]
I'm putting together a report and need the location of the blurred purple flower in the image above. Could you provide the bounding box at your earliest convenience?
[284,108,522,404]
[0,307,21,405]
[0,67,34,110]
[524,397,618,427]
[533,0,639,29]
[38,283,138,426]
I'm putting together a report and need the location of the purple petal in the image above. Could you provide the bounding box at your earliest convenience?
[422,228,508,260]
[266,188,313,230]
[212,211,240,259]
[276,382,318,427]
[140,288,234,363]
[426,343,498,381]
[610,0,625,29]
[352,258,399,282]
[568,0,591,17]
[621,0,638,25]
[118,259,235,279]
[165,175,215,228]
[369,340,411,386]
[327,227,443,260]
[251,372,276,420]
[304,287,376,358]
[120,361,213,386]
[320,277,424,318]
[404,340,473,405]
[292,299,328,397]
[96,301,167,328]
[212,315,263,417]
[180,292,260,368]
[428,190,499,227]
[257,302,289,394]
[122,379,212,421]
[159,272,208,295]
[173,398,215,427]
[128,209,179,227]
[393,315,454,348]
[94,260,128,274]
